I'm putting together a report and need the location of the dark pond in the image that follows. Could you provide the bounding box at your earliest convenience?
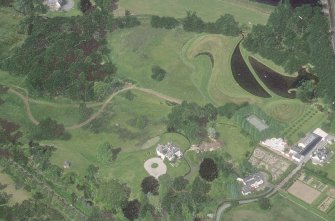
[195,52,214,67]
[231,43,271,98]
[249,56,318,98]
[253,0,319,7]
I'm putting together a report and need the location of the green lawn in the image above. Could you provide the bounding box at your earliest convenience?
[117,0,273,24]
[49,91,191,198]
[222,193,324,221]
[215,117,251,162]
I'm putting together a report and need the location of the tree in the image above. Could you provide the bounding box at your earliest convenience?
[30,118,65,140]
[172,176,189,191]
[296,80,315,102]
[80,0,93,13]
[151,16,180,29]
[258,197,271,210]
[97,142,113,163]
[151,65,167,81]
[217,103,246,118]
[199,158,219,182]
[182,11,205,33]
[214,14,240,36]
[96,179,130,212]
[203,103,218,121]
[0,118,22,144]
[141,176,159,195]
[191,176,210,206]
[122,199,141,221]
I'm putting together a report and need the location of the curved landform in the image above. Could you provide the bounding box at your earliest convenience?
[249,56,318,98]
[184,35,264,105]
[231,43,271,98]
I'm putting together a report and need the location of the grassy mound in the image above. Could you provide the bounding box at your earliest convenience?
[264,100,306,123]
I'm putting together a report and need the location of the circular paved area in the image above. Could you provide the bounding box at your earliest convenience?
[144,157,167,179]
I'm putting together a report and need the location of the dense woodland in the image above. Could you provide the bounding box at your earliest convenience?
[244,2,335,108]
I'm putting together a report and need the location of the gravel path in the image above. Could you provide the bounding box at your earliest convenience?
[144,157,167,179]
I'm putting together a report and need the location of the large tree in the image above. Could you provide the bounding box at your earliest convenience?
[141,176,159,195]
[122,199,141,221]
[199,158,219,182]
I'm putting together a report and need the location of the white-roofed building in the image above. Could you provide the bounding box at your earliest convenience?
[156,142,183,161]
[261,138,287,154]
[313,128,328,141]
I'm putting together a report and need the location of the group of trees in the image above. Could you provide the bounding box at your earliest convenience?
[0,191,65,221]
[96,142,121,164]
[167,102,218,143]
[244,3,335,107]
[0,118,22,144]
[182,11,241,36]
[150,12,241,36]
[29,118,66,140]
[151,15,180,29]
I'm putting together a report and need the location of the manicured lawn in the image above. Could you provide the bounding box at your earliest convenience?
[222,193,324,221]
[108,25,209,104]
[215,117,252,162]
[49,91,191,198]
[117,0,274,24]
[185,34,262,105]
[263,99,307,123]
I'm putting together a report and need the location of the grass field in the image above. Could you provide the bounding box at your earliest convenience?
[222,193,323,221]
[48,91,190,197]
[215,117,251,162]
[116,0,274,24]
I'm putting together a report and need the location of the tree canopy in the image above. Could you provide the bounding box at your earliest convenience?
[141,176,159,195]
[167,102,218,143]
[199,158,219,182]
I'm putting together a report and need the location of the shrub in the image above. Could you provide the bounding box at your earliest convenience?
[151,65,167,81]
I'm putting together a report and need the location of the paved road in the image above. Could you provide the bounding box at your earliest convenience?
[328,0,335,53]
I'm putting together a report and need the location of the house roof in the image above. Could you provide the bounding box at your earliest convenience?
[313,128,328,138]
[156,143,181,159]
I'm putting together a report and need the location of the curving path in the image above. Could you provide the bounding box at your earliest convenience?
[8,85,182,130]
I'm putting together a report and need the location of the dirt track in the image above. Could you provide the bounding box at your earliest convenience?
[8,85,182,130]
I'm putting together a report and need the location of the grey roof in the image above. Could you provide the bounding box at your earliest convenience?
[156,143,181,159]
[243,172,263,187]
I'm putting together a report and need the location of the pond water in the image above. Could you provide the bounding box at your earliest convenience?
[253,0,319,7]
[249,56,318,98]
[231,43,271,98]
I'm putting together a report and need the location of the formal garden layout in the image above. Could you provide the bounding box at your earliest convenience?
[1,0,335,221]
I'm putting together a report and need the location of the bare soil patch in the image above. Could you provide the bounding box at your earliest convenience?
[288,180,321,204]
